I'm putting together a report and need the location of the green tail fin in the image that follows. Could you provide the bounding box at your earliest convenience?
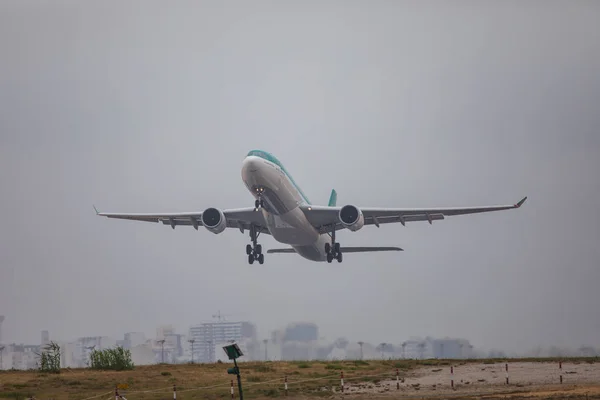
[328,189,337,207]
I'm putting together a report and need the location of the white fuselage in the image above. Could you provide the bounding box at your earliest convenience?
[241,156,330,261]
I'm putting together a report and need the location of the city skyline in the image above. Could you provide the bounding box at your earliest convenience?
[1,314,598,368]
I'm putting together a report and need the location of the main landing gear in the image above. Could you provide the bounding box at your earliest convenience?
[325,227,342,263]
[246,225,264,264]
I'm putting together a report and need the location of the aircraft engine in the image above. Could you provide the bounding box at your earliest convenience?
[201,207,227,234]
[338,205,365,231]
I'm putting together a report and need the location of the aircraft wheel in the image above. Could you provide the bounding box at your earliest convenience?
[325,243,331,254]
[255,244,262,254]
[248,254,255,264]
[337,252,343,263]
[327,253,333,263]
[255,199,260,208]
[334,242,341,253]
[246,244,252,255]
[258,253,264,264]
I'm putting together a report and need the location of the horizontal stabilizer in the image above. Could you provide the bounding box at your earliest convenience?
[341,246,403,252]
[267,248,296,253]
[267,246,403,254]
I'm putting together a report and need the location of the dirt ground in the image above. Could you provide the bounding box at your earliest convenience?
[340,361,600,398]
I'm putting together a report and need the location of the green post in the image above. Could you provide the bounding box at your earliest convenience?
[234,358,243,400]
[223,343,245,400]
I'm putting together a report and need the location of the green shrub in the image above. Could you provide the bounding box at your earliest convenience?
[89,346,134,371]
[36,341,61,374]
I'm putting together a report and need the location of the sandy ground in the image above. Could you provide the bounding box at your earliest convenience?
[339,361,600,398]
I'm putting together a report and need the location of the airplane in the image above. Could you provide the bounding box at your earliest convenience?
[95,149,527,264]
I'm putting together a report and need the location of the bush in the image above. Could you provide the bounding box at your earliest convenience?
[89,346,134,371]
[36,341,61,373]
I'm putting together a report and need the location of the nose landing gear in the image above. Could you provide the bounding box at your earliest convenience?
[247,225,264,264]
[254,187,265,210]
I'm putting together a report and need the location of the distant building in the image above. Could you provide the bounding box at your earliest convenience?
[281,341,318,360]
[124,332,146,348]
[8,344,39,370]
[283,322,318,342]
[60,341,79,368]
[156,325,175,340]
[188,321,254,363]
[41,330,50,346]
[164,333,185,358]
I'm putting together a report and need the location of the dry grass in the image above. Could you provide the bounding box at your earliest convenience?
[0,358,597,400]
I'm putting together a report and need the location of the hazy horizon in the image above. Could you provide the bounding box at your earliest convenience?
[1,0,599,354]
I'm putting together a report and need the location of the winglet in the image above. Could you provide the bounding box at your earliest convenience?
[515,196,528,208]
[93,205,99,215]
[328,189,337,207]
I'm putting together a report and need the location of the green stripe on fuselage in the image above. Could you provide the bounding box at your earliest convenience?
[246,150,311,205]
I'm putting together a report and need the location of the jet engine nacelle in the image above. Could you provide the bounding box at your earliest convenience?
[338,204,365,232]
[201,207,227,234]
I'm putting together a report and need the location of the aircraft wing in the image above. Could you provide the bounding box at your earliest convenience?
[94,206,270,234]
[300,196,527,233]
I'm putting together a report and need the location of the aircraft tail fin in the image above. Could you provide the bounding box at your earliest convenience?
[328,189,337,207]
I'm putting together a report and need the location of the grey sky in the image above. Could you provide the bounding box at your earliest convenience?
[1,0,599,354]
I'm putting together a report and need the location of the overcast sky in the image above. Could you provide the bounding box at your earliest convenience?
[1,0,599,354]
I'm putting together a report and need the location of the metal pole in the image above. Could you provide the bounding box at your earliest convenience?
[157,339,166,363]
[233,358,244,400]
[188,339,195,364]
